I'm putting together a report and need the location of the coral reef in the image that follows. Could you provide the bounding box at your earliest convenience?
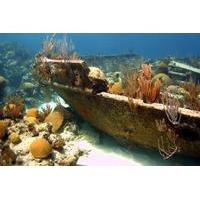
[0,94,88,166]
[30,137,52,159]
[0,42,33,90]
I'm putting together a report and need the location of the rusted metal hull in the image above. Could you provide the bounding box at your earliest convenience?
[53,82,200,158]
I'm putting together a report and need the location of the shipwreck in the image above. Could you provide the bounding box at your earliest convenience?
[33,54,200,159]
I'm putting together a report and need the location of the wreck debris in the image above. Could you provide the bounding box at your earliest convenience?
[169,60,200,83]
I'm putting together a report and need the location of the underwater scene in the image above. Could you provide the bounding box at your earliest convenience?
[0,33,200,166]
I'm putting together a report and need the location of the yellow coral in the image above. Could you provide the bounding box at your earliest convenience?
[25,108,38,118]
[0,119,9,139]
[109,82,123,94]
[24,116,39,124]
[44,111,64,132]
[30,137,52,159]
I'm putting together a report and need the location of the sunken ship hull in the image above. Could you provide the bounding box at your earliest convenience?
[53,82,200,158]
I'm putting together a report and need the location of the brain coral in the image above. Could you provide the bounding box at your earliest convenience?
[44,111,64,132]
[30,137,52,159]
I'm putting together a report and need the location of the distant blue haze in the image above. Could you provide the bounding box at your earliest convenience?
[0,33,200,58]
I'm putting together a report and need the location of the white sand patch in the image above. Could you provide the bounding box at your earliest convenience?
[77,140,141,166]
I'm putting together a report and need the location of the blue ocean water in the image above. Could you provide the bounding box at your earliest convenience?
[1,33,200,58]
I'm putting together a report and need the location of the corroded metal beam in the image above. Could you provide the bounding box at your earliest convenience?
[169,61,200,74]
